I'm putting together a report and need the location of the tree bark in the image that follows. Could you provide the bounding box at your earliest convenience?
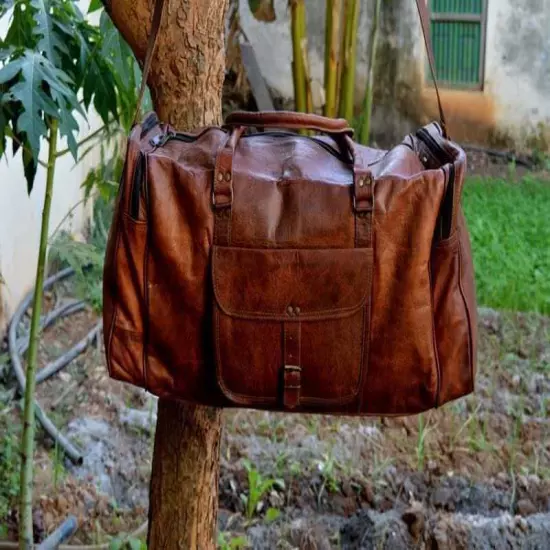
[105,1,228,547]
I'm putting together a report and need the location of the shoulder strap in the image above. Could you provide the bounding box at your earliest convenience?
[132,0,167,126]
[415,0,448,138]
[132,0,449,139]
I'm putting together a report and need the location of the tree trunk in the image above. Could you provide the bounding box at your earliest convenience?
[104,0,228,547]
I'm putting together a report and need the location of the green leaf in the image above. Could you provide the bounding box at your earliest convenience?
[88,0,103,13]
[248,0,276,22]
[265,507,280,523]
[108,538,123,550]
[128,538,143,550]
[30,0,68,64]
[22,144,38,194]
[0,52,81,169]
[4,3,35,48]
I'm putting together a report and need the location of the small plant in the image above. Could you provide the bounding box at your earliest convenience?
[108,536,147,550]
[240,459,282,520]
[315,450,340,505]
[217,532,249,550]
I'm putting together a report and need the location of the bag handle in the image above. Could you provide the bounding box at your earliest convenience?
[223,111,354,136]
[132,0,448,138]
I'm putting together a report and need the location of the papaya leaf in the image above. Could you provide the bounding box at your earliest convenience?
[22,144,38,194]
[4,2,34,48]
[88,0,103,14]
[248,0,276,22]
[0,51,80,163]
[30,0,69,65]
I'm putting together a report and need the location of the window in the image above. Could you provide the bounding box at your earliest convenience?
[428,0,487,89]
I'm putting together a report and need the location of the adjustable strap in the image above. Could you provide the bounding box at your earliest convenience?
[132,0,167,126]
[415,0,448,138]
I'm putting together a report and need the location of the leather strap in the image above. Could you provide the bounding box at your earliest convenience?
[415,0,448,138]
[132,0,166,126]
[133,0,448,138]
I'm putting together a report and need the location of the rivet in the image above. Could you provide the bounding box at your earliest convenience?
[217,173,223,181]
[225,172,231,181]
[295,306,301,315]
[358,177,364,187]
[287,305,294,315]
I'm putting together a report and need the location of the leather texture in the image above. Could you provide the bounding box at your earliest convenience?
[102,110,478,415]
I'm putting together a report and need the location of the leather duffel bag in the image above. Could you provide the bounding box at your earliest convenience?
[102,0,477,416]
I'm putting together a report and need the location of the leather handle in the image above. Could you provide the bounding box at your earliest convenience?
[224,110,354,136]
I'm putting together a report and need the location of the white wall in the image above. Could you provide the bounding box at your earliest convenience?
[0,1,103,334]
[483,0,550,146]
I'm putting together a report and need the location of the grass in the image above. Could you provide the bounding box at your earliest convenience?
[462,175,550,315]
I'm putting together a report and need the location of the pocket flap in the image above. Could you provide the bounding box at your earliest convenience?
[212,246,372,321]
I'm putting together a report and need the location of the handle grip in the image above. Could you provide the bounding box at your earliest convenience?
[224,110,354,136]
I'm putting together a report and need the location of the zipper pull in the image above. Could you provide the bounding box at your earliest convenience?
[150,130,175,148]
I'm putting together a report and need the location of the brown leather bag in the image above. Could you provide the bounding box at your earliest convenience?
[102,0,477,415]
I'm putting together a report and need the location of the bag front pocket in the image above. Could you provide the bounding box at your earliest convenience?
[212,246,373,411]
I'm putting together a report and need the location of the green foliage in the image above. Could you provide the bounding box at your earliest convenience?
[0,420,20,524]
[240,459,283,520]
[463,176,550,314]
[217,532,249,550]
[109,535,147,550]
[0,0,142,192]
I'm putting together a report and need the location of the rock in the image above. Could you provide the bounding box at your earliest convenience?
[516,499,537,516]
[432,487,455,511]
[478,307,501,333]
[340,510,413,550]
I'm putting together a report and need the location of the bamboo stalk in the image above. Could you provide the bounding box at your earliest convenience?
[338,0,360,124]
[359,0,382,144]
[18,118,59,549]
[324,0,341,117]
[290,0,307,114]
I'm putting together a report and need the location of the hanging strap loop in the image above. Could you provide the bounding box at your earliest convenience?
[132,0,167,126]
[415,0,448,138]
[132,0,448,138]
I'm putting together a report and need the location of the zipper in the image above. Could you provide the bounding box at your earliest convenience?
[130,152,146,220]
[149,129,349,164]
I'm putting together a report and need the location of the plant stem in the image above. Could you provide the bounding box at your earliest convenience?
[290,0,307,115]
[18,118,59,550]
[324,0,341,117]
[338,0,360,123]
[359,0,382,144]
[54,124,109,158]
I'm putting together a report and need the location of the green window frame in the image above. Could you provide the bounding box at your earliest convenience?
[428,0,488,90]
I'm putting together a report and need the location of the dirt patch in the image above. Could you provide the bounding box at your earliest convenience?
[1,286,549,547]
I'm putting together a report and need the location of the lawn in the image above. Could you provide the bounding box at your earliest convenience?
[462,175,550,315]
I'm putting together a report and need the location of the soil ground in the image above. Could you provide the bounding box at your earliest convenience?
[0,151,549,549]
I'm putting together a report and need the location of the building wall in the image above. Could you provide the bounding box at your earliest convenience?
[0,0,102,335]
[239,0,550,150]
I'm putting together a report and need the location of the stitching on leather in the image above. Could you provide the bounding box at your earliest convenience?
[212,247,372,319]
[142,152,151,394]
[215,298,368,406]
[428,258,442,408]
[458,231,475,393]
